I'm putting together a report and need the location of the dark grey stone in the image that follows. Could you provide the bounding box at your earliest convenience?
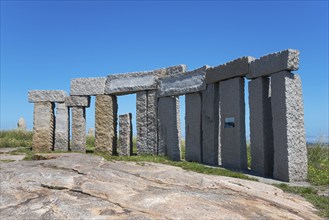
[202,84,219,165]
[247,49,299,79]
[185,92,202,162]
[206,57,255,83]
[219,77,247,171]
[249,77,273,177]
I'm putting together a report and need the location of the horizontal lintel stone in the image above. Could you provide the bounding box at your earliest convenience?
[247,49,299,79]
[28,90,67,103]
[65,96,91,107]
[158,66,208,97]
[70,77,107,96]
[206,56,255,83]
[104,65,187,95]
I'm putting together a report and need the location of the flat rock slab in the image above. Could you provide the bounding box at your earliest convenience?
[0,153,320,220]
[105,65,186,95]
[28,90,67,103]
[70,77,107,96]
[158,66,207,97]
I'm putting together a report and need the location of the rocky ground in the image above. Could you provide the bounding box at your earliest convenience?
[0,150,322,219]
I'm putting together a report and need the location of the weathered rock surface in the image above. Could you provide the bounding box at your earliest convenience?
[105,65,187,95]
[32,102,55,152]
[247,49,300,79]
[28,90,67,103]
[158,66,207,97]
[95,95,117,155]
[65,96,91,107]
[70,77,107,96]
[0,153,320,220]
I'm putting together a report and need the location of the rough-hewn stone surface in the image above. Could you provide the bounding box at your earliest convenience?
[17,117,26,131]
[70,77,106,95]
[0,153,320,220]
[28,90,67,103]
[105,65,187,95]
[202,84,219,165]
[185,92,202,162]
[248,49,300,79]
[32,102,55,152]
[118,113,133,156]
[249,77,274,177]
[136,90,158,155]
[157,97,181,160]
[65,96,90,107]
[220,77,248,171]
[136,91,148,154]
[158,66,208,97]
[271,71,307,182]
[206,56,255,83]
[95,95,117,155]
[147,90,158,154]
[54,103,70,151]
[71,107,86,152]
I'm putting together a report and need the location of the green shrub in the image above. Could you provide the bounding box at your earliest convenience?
[307,142,329,185]
[0,130,33,148]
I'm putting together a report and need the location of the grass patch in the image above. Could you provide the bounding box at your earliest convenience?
[92,151,257,181]
[275,183,329,217]
[86,135,95,151]
[0,130,33,148]
[0,160,15,163]
[307,142,329,185]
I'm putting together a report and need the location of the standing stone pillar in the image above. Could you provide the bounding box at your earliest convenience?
[118,113,133,156]
[157,96,181,160]
[136,91,149,154]
[185,92,202,162]
[136,90,158,155]
[95,94,118,155]
[202,83,219,165]
[248,77,274,177]
[71,107,86,152]
[271,71,307,181]
[66,96,90,152]
[32,102,55,152]
[219,77,247,170]
[54,103,70,151]
[147,90,158,154]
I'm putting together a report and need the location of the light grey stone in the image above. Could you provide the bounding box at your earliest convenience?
[147,90,158,154]
[118,113,133,156]
[249,77,273,177]
[71,107,86,152]
[185,93,202,162]
[28,90,67,103]
[87,128,94,137]
[247,49,300,79]
[157,97,181,160]
[219,77,247,170]
[65,96,91,107]
[95,95,117,155]
[158,66,208,97]
[17,117,26,131]
[54,103,70,151]
[32,102,55,152]
[271,71,307,182]
[202,84,219,165]
[105,65,187,95]
[136,91,148,154]
[70,77,107,96]
[206,57,255,83]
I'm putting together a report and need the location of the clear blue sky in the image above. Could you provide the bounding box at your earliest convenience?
[1,0,328,142]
